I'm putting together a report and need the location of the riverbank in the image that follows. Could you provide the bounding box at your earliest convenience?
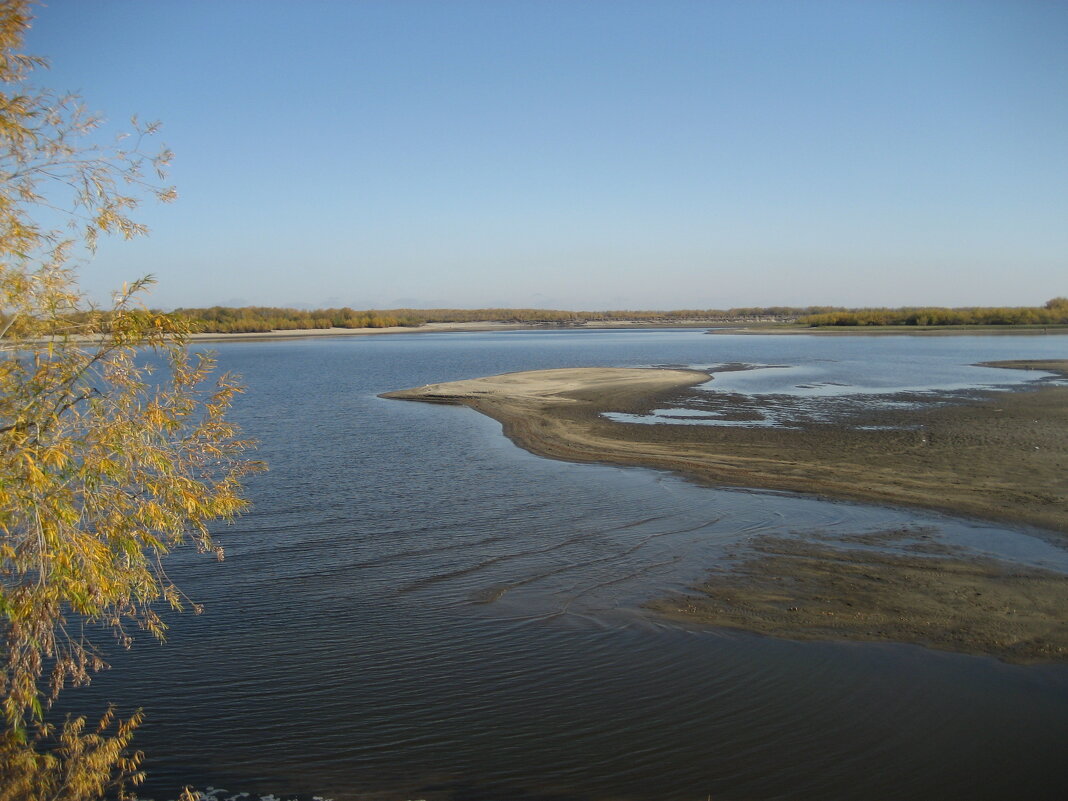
[186,320,532,342]
[708,323,1068,335]
[384,361,1068,661]
[184,321,1068,341]
[184,319,782,341]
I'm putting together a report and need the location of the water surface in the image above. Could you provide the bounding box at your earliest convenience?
[71,330,1068,801]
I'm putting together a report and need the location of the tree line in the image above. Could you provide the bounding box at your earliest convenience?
[7,301,1066,337]
[798,298,1068,327]
[166,305,841,333]
[168,306,413,333]
[388,306,838,324]
[164,302,1068,333]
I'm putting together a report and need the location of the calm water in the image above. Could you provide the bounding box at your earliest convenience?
[72,330,1068,801]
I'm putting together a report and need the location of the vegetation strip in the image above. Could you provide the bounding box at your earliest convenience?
[20,297,1060,335]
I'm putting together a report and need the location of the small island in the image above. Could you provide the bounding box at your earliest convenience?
[384,362,1068,532]
[385,361,1068,662]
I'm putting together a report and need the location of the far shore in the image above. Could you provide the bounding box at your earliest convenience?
[186,320,532,342]
[186,319,743,342]
[383,361,1068,662]
[708,323,1068,336]
[180,320,1068,343]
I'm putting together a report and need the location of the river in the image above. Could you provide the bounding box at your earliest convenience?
[74,330,1068,801]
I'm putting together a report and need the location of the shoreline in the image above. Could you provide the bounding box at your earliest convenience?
[180,321,1068,343]
[707,324,1068,336]
[384,362,1068,662]
[186,321,533,342]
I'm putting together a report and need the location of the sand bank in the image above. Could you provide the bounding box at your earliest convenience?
[384,366,710,406]
[648,530,1068,663]
[384,363,1068,534]
[385,362,1068,661]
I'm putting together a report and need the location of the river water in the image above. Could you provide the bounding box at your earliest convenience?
[74,330,1068,801]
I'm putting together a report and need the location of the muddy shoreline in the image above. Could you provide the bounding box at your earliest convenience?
[648,529,1068,663]
[384,361,1068,661]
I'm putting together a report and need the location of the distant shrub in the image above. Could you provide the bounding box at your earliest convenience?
[799,302,1068,327]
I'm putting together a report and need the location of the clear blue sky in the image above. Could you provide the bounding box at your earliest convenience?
[26,0,1068,310]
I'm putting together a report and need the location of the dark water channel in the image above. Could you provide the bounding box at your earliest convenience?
[74,331,1068,800]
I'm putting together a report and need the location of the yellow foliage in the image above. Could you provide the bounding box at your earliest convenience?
[0,708,144,801]
[0,1,261,795]
[798,302,1068,327]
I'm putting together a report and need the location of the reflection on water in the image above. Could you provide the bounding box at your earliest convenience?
[64,331,1068,801]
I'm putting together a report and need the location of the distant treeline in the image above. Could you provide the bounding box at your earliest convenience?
[390,306,835,324]
[798,298,1068,327]
[169,306,416,333]
[7,301,1068,337]
[169,305,836,333]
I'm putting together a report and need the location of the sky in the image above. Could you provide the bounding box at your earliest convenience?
[24,0,1068,311]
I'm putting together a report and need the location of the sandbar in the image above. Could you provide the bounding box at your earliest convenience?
[648,530,1068,663]
[384,363,1068,534]
[384,362,1068,661]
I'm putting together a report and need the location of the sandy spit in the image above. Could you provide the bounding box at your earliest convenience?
[384,363,1068,534]
[385,362,1068,661]
[383,366,711,405]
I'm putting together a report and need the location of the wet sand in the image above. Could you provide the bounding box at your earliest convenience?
[384,361,1068,534]
[384,361,1068,661]
[648,530,1068,663]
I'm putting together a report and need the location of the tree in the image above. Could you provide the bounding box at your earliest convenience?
[0,1,259,796]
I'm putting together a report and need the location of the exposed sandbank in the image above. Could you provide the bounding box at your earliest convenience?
[384,366,710,407]
[384,362,1068,534]
[648,530,1068,664]
[384,361,1068,661]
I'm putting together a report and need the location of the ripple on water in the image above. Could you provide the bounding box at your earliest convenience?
[78,332,1068,801]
